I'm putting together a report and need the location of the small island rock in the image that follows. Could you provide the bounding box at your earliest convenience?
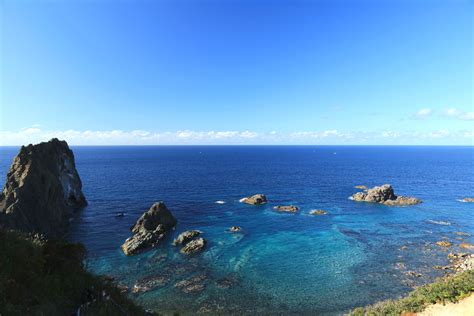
[351,184,422,206]
[239,194,267,205]
[229,226,241,232]
[180,237,206,254]
[173,230,202,246]
[273,205,299,213]
[436,240,452,248]
[121,202,177,256]
[462,198,474,203]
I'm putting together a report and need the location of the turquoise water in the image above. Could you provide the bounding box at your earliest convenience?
[0,146,473,314]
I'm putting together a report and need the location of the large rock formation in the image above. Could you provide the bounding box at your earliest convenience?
[121,202,177,256]
[351,184,422,206]
[0,138,87,237]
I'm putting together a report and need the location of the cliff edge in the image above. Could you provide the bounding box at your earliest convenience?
[0,138,87,237]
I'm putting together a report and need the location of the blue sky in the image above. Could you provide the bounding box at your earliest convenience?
[0,0,472,145]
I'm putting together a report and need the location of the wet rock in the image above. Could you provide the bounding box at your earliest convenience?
[116,283,129,293]
[115,212,125,218]
[215,275,240,289]
[455,231,471,237]
[436,240,452,248]
[0,138,87,237]
[405,271,422,277]
[462,198,474,202]
[309,209,327,215]
[173,230,202,246]
[229,226,241,232]
[354,185,368,190]
[351,184,422,206]
[400,245,409,250]
[434,265,451,270]
[180,237,206,254]
[121,202,177,256]
[239,194,267,205]
[273,205,299,213]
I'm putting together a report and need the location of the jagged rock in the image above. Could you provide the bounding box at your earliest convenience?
[309,209,327,215]
[273,205,299,213]
[121,202,177,256]
[239,194,267,205]
[462,198,474,202]
[173,230,202,246]
[180,237,206,254]
[436,240,452,248]
[0,138,87,237]
[351,184,422,206]
[229,226,241,232]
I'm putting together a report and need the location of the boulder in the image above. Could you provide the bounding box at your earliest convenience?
[0,138,87,237]
[239,194,267,205]
[273,205,299,213]
[351,184,422,206]
[173,230,202,246]
[121,202,177,256]
[436,240,452,248]
[180,237,206,254]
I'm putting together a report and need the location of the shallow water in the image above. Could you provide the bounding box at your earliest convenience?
[1,146,473,314]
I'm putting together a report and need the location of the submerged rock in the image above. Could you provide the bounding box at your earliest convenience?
[351,184,422,206]
[239,194,267,205]
[121,202,177,256]
[174,274,207,293]
[132,274,170,293]
[173,230,202,246]
[354,185,368,190]
[460,242,474,250]
[462,198,474,202]
[180,237,206,254]
[436,240,452,248]
[0,138,87,237]
[273,205,299,213]
[309,209,327,215]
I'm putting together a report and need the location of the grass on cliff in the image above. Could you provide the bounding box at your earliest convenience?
[0,230,149,316]
[350,269,474,316]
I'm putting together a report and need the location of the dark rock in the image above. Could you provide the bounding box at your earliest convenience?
[273,205,299,213]
[351,184,422,206]
[180,237,206,254]
[0,138,87,237]
[132,274,170,293]
[121,202,177,256]
[115,212,125,218]
[174,274,207,294]
[173,230,202,246]
[239,194,267,205]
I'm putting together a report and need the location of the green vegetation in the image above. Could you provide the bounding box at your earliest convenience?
[0,230,149,315]
[350,269,474,316]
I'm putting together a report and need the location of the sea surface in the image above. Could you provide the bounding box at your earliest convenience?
[1,146,473,315]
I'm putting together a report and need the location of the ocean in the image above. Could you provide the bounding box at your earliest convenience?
[1,145,473,314]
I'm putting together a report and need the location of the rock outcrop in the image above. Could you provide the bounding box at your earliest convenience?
[229,226,241,232]
[239,194,267,205]
[310,209,327,215]
[173,230,202,246]
[351,184,422,206]
[180,237,206,254]
[0,138,87,237]
[462,198,474,203]
[121,202,177,256]
[273,205,299,213]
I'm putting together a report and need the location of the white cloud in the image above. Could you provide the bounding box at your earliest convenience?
[415,108,433,118]
[0,127,472,146]
[444,108,474,121]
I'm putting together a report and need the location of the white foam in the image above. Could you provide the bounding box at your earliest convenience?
[215,200,226,204]
[239,198,247,203]
[427,219,451,226]
[348,196,354,200]
[457,199,469,203]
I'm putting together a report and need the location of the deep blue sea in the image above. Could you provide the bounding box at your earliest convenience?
[1,146,473,315]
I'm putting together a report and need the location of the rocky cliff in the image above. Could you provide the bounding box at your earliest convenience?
[0,138,87,237]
